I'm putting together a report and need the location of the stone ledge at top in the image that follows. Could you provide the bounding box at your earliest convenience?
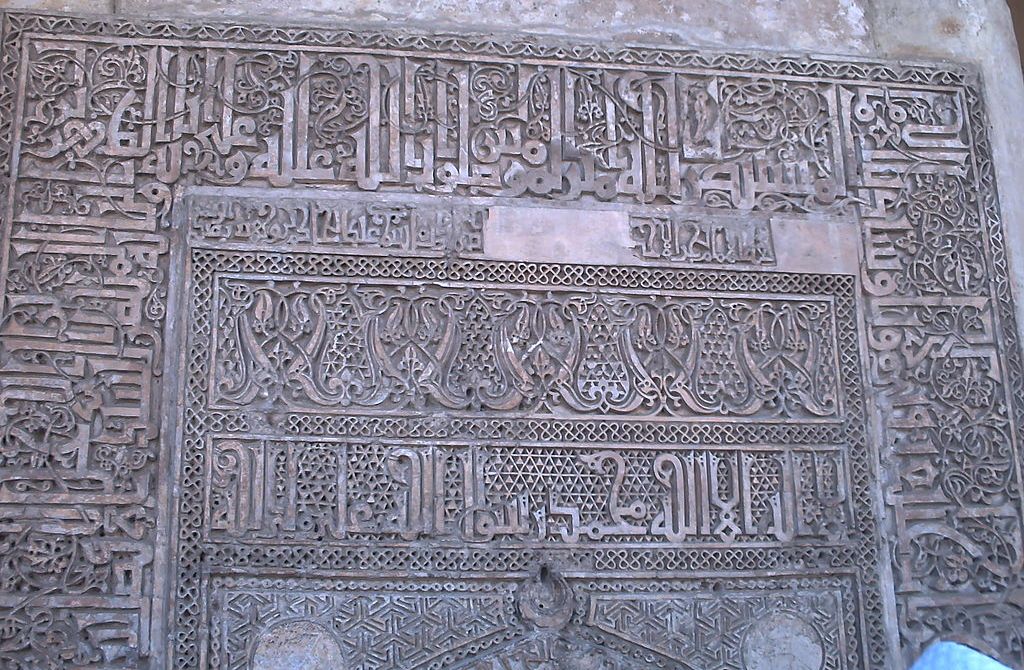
[0,0,874,54]
[1,1,1018,66]
[0,0,114,12]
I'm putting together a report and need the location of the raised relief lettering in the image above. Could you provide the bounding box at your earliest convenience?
[0,12,1019,670]
[631,211,775,264]
[189,192,486,253]
[205,439,849,546]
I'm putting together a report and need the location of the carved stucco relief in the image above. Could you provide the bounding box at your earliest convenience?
[0,10,1021,669]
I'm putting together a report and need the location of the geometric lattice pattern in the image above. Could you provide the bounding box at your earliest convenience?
[180,253,875,669]
[0,9,1022,669]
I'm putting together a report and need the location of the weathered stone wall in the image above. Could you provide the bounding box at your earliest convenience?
[0,2,1022,670]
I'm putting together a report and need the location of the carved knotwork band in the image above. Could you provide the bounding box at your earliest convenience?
[0,10,1021,669]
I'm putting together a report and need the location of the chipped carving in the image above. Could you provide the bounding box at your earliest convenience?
[188,192,486,252]
[630,210,775,264]
[0,11,1021,670]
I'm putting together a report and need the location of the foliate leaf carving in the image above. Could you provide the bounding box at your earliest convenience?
[0,10,1021,670]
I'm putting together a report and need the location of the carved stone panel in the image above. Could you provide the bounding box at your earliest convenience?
[168,247,881,669]
[0,10,1022,670]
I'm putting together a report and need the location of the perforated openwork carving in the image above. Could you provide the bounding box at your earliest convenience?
[0,11,1022,670]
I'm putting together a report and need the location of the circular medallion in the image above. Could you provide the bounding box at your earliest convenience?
[251,620,344,670]
[741,612,824,670]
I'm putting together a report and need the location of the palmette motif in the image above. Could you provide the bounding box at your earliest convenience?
[211,279,838,418]
[176,251,874,670]
[0,10,1021,670]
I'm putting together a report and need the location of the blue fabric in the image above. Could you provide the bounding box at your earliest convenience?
[911,642,1011,670]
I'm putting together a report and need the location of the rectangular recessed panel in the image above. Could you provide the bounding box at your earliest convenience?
[207,274,843,420]
[176,247,881,670]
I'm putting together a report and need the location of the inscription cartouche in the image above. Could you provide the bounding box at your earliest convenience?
[630,211,775,265]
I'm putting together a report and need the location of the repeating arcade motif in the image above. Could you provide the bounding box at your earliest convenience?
[0,9,1020,670]
[205,438,850,546]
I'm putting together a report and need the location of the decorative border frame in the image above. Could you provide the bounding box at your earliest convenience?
[178,249,878,668]
[0,9,1021,669]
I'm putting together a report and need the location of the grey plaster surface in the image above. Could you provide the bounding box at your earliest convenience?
[114,0,874,53]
